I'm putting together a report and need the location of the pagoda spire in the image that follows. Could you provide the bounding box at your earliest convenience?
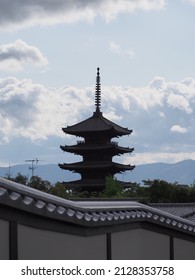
[95,67,101,113]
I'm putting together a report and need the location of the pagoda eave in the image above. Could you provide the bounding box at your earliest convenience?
[59,162,135,172]
[62,179,134,192]
[60,144,134,155]
[62,179,105,187]
[62,127,132,138]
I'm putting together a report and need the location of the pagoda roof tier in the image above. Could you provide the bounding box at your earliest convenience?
[60,143,134,155]
[62,179,106,188]
[63,179,133,188]
[62,179,134,192]
[59,161,135,173]
[62,111,132,137]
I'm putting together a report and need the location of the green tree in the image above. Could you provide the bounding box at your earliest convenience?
[143,179,190,203]
[28,176,51,192]
[49,182,69,198]
[171,185,189,202]
[7,171,194,203]
[101,176,123,198]
[187,181,195,202]
[7,172,28,185]
[122,182,149,202]
[143,179,173,202]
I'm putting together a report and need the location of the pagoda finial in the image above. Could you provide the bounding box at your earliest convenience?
[95,67,101,112]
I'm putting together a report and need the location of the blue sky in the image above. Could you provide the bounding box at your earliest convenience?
[1,0,195,168]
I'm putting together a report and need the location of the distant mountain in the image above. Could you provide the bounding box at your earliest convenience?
[0,159,195,185]
[125,159,195,185]
[0,164,80,184]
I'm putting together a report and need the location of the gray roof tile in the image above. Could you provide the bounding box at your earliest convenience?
[1,177,195,236]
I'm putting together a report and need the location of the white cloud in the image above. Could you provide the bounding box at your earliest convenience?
[0,0,166,31]
[0,78,94,141]
[184,0,195,6]
[149,76,166,90]
[167,93,192,113]
[1,74,195,164]
[170,125,188,133]
[0,40,48,71]
[109,41,135,59]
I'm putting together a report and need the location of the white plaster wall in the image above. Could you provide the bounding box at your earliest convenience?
[18,224,107,260]
[0,219,9,260]
[112,228,169,259]
[174,238,195,260]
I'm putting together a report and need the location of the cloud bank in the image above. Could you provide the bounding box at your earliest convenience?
[0,0,165,30]
[0,40,48,71]
[1,75,195,163]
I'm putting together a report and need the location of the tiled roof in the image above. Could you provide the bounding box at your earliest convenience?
[63,112,132,136]
[59,161,134,171]
[60,143,133,153]
[61,178,105,187]
[150,203,195,224]
[1,177,195,236]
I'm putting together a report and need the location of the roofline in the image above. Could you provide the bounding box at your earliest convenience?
[58,162,135,171]
[62,112,133,137]
[1,177,195,235]
[60,144,134,154]
[62,127,132,137]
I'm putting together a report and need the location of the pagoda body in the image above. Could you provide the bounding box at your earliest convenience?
[59,68,135,192]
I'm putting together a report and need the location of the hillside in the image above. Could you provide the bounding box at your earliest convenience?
[0,164,80,184]
[0,159,195,185]
[128,159,195,185]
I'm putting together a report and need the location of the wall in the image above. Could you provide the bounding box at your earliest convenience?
[0,219,9,260]
[1,217,195,259]
[174,238,195,260]
[112,228,170,260]
[18,224,107,260]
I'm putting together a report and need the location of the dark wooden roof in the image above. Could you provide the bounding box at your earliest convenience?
[62,111,132,137]
[62,178,106,188]
[62,179,134,189]
[60,143,134,155]
[59,161,135,172]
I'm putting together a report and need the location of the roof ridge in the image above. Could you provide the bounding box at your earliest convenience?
[1,177,195,235]
[150,202,195,207]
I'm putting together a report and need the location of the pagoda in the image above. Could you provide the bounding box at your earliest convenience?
[59,68,135,192]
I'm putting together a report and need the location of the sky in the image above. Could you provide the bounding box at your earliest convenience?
[1,0,195,168]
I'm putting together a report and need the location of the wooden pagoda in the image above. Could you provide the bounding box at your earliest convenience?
[59,68,135,192]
